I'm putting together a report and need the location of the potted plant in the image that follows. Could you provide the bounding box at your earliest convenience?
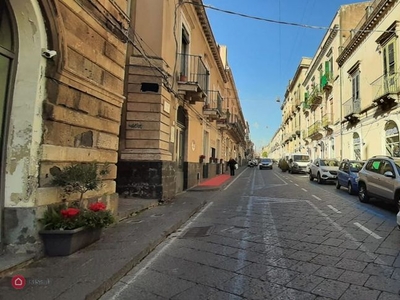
[199,155,205,163]
[39,162,114,256]
[179,73,187,82]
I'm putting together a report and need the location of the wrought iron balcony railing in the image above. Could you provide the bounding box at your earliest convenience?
[343,97,361,117]
[308,120,322,137]
[204,90,222,111]
[177,53,209,91]
[308,86,323,106]
[371,72,400,101]
[322,113,333,128]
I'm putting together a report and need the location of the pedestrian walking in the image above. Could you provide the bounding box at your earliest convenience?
[228,157,237,176]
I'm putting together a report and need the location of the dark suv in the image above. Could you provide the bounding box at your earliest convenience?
[358,155,400,210]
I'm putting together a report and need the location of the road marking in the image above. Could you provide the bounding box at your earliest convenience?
[354,222,382,239]
[302,188,308,192]
[295,184,299,186]
[107,201,214,299]
[306,201,386,263]
[289,180,293,182]
[312,195,321,201]
[327,205,341,213]
[274,173,288,185]
[223,167,248,190]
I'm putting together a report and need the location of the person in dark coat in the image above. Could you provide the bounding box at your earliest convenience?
[228,157,237,176]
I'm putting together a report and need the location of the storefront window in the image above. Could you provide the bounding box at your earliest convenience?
[385,121,400,157]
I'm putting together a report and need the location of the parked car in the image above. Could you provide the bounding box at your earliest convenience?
[288,153,310,174]
[259,158,273,170]
[358,156,400,211]
[398,210,400,229]
[309,158,340,184]
[336,159,365,195]
[248,159,258,167]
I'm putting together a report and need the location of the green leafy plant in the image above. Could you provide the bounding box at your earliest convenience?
[40,162,114,230]
[40,201,114,230]
[278,159,289,172]
[51,162,109,207]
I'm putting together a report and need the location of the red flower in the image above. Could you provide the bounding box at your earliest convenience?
[61,208,80,218]
[89,202,106,212]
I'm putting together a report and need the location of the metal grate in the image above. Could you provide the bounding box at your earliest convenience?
[181,226,213,238]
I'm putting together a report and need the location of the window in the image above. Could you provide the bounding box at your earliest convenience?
[366,160,381,173]
[180,25,190,77]
[385,121,400,157]
[352,72,360,101]
[383,39,396,76]
[380,161,393,175]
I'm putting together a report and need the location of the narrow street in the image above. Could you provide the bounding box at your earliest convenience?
[101,167,400,300]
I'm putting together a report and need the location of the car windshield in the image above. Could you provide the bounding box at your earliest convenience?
[349,162,364,172]
[261,159,271,163]
[293,155,309,162]
[320,160,339,167]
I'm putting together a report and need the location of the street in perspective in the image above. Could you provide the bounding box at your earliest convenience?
[101,167,400,300]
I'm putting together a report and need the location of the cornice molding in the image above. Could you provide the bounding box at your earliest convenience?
[337,0,396,66]
[193,0,228,83]
[304,25,339,84]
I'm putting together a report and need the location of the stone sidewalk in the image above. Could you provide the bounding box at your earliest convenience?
[0,192,209,300]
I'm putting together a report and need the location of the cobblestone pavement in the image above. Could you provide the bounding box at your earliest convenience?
[101,167,400,300]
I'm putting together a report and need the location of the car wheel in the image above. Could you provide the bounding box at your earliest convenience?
[358,183,370,203]
[317,173,323,184]
[336,181,341,189]
[309,172,313,181]
[348,182,354,195]
[288,168,292,174]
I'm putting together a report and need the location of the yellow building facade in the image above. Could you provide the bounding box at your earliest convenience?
[117,0,247,198]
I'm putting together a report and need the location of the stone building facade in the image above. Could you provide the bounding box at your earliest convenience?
[1,0,129,253]
[0,0,248,255]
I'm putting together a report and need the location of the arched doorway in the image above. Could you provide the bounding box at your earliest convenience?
[0,1,17,252]
[385,120,400,157]
[353,132,361,160]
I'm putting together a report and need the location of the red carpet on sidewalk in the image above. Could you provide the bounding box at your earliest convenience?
[198,174,231,186]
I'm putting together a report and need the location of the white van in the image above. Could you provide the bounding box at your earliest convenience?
[288,153,310,174]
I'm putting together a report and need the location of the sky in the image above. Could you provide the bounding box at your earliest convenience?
[203,0,366,152]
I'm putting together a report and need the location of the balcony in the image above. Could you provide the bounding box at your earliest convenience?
[216,118,229,130]
[228,118,246,143]
[322,113,333,130]
[203,90,223,120]
[307,120,323,139]
[302,129,310,142]
[371,73,400,108]
[321,71,333,91]
[177,53,208,103]
[308,86,323,108]
[217,109,230,130]
[343,97,361,123]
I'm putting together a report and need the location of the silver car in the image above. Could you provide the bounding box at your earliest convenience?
[358,156,400,215]
[309,158,340,184]
[259,158,273,170]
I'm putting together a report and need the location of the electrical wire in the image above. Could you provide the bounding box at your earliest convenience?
[195,1,396,34]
